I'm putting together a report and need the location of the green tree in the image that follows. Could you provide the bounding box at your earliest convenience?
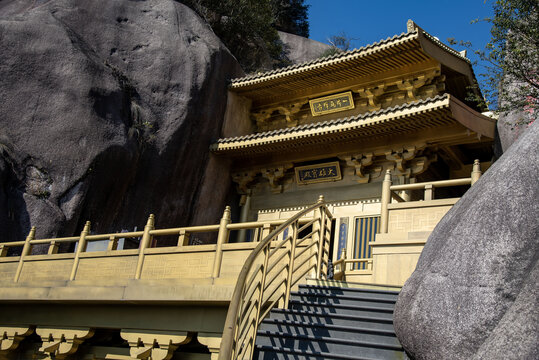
[319,32,359,58]
[271,0,309,37]
[181,0,309,73]
[451,0,538,123]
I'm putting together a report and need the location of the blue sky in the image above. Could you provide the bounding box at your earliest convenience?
[306,0,495,90]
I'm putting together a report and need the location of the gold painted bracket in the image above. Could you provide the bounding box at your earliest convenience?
[386,145,436,178]
[36,327,94,359]
[276,103,304,127]
[354,86,385,111]
[262,164,293,193]
[0,326,34,358]
[232,171,257,195]
[252,99,308,129]
[341,154,374,184]
[385,145,421,173]
[120,330,191,360]
[198,333,222,360]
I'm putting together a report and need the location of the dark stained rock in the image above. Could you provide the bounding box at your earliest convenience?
[394,121,539,359]
[0,0,243,243]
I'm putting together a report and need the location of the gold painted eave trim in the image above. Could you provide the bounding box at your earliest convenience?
[211,95,496,154]
[449,96,496,138]
[229,31,420,89]
[230,20,472,93]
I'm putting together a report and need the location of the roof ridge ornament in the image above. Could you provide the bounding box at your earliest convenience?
[407,19,422,33]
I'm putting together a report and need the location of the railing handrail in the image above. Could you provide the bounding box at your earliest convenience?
[389,177,471,191]
[380,159,482,233]
[0,218,315,251]
[218,196,328,360]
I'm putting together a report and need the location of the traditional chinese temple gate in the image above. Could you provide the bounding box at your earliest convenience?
[212,21,495,285]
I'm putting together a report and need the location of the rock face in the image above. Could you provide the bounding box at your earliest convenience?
[496,110,535,154]
[278,31,331,64]
[394,121,539,359]
[0,0,243,243]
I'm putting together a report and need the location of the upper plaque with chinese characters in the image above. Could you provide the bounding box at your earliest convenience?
[309,91,355,116]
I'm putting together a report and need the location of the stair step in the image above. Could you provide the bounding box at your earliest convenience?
[289,299,395,315]
[291,292,397,308]
[269,308,395,326]
[298,284,399,300]
[259,318,398,341]
[305,279,402,293]
[254,345,405,360]
[255,331,404,358]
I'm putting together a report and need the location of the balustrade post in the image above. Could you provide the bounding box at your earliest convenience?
[380,170,392,234]
[317,199,328,279]
[283,221,298,308]
[177,229,190,246]
[313,196,323,278]
[0,244,7,257]
[69,221,91,281]
[48,240,59,254]
[340,247,347,272]
[261,223,271,240]
[237,191,252,243]
[135,215,155,280]
[424,184,434,201]
[212,206,231,279]
[250,246,270,359]
[106,236,118,251]
[14,227,35,282]
[471,159,482,185]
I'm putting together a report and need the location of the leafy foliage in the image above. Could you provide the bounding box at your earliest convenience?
[181,0,309,73]
[450,0,538,123]
[271,0,309,37]
[319,32,359,58]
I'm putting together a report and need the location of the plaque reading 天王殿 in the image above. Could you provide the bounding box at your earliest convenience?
[309,91,355,116]
[295,161,342,185]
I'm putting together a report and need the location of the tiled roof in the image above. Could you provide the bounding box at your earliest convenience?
[229,21,470,89]
[230,31,417,88]
[211,95,453,152]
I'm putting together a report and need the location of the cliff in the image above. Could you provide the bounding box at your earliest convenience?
[0,0,243,242]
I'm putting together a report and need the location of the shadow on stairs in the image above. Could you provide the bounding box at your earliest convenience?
[253,281,407,360]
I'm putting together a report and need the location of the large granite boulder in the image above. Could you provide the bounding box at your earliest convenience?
[278,31,332,64]
[0,0,243,243]
[394,121,539,359]
[496,110,535,154]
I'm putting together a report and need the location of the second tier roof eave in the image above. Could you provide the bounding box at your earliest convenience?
[210,94,496,155]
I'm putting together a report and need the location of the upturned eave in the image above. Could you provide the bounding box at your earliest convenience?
[210,94,496,157]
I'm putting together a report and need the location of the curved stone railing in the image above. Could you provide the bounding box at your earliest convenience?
[218,196,333,360]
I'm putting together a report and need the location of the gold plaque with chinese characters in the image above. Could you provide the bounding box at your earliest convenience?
[309,91,355,116]
[295,161,342,185]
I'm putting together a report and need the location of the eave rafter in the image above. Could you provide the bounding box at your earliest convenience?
[230,20,477,108]
[211,95,495,160]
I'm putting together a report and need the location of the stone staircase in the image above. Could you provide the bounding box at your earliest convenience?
[253,282,407,359]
